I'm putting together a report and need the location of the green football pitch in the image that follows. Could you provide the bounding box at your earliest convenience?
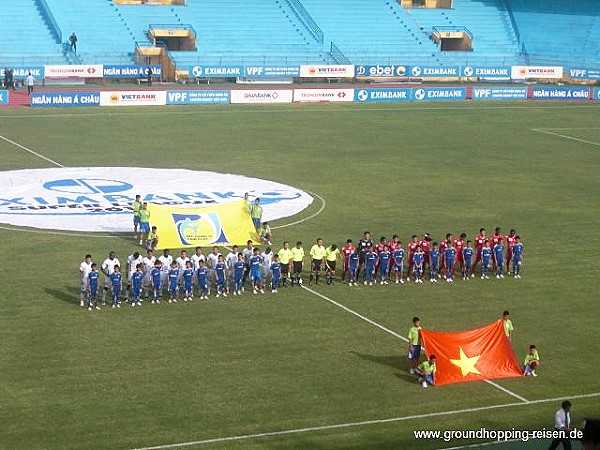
[0,101,598,450]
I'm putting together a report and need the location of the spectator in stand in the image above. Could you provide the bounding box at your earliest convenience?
[69,32,78,52]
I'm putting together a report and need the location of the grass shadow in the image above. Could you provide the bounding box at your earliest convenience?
[44,286,82,305]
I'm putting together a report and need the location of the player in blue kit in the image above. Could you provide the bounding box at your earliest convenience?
[270,255,282,293]
[182,260,195,301]
[393,244,405,284]
[512,236,524,279]
[168,262,179,303]
[413,246,424,284]
[481,241,492,279]
[348,250,359,286]
[364,246,378,285]
[233,254,245,296]
[429,243,440,283]
[445,244,457,282]
[493,240,504,278]
[215,255,228,298]
[87,263,100,311]
[250,248,265,294]
[462,241,474,280]
[378,245,391,285]
[131,263,144,307]
[150,261,162,303]
[196,260,209,299]
[109,265,122,308]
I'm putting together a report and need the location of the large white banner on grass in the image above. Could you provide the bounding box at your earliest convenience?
[44,64,103,78]
[511,66,563,79]
[100,91,167,107]
[300,65,355,78]
[0,167,313,232]
[293,88,354,103]
[230,89,292,104]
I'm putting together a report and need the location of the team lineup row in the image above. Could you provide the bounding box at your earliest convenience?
[78,227,524,310]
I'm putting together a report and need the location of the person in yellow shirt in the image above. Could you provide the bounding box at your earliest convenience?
[131,194,142,237]
[277,241,293,287]
[309,238,327,286]
[290,241,305,286]
[325,244,340,285]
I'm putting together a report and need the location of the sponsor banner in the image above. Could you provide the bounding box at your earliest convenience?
[354,88,411,103]
[99,91,167,107]
[299,65,355,78]
[147,200,259,249]
[189,65,243,78]
[511,66,563,79]
[413,87,466,101]
[471,87,528,100]
[0,66,44,79]
[355,64,409,77]
[44,64,103,78]
[243,66,300,77]
[531,86,590,101]
[293,88,354,103]
[30,92,100,108]
[166,90,229,105]
[230,89,292,104]
[568,68,600,80]
[410,65,460,78]
[0,90,8,105]
[594,88,600,101]
[461,66,510,79]
[103,65,162,78]
[0,167,314,232]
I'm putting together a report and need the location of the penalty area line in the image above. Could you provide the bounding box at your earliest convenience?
[0,134,64,167]
[301,286,529,403]
[131,392,600,450]
[531,128,600,147]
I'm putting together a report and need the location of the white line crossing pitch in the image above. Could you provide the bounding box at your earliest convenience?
[0,134,64,167]
[301,286,529,402]
[531,128,600,147]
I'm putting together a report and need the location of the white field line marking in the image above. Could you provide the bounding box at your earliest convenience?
[0,134,64,167]
[131,392,600,450]
[531,128,600,147]
[301,286,529,403]
[0,225,124,238]
[272,192,326,230]
[0,103,598,120]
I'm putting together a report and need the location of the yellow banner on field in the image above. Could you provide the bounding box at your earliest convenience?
[147,200,260,249]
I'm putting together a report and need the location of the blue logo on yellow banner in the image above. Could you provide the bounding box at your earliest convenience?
[173,213,228,246]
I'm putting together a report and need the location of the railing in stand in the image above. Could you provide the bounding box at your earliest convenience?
[330,42,351,64]
[284,0,324,45]
[503,0,521,46]
[36,0,63,44]
[432,26,473,40]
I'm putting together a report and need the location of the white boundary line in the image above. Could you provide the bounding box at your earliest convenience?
[271,192,326,230]
[0,225,124,238]
[0,103,598,120]
[0,134,64,167]
[531,128,600,147]
[131,392,600,450]
[301,286,529,403]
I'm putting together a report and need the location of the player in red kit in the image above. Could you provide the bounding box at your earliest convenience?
[490,227,504,270]
[440,233,452,279]
[471,228,488,276]
[419,233,432,272]
[505,229,517,274]
[453,233,466,277]
[341,239,355,283]
[389,234,401,252]
[406,235,419,282]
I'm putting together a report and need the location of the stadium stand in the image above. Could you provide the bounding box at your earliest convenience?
[0,0,67,66]
[509,0,600,65]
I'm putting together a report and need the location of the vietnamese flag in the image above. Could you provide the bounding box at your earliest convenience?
[420,320,522,386]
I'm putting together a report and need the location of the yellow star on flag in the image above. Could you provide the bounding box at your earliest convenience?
[450,347,482,376]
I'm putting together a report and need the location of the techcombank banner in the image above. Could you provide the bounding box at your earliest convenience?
[293,88,354,103]
[44,64,103,78]
[0,167,314,232]
[300,65,355,78]
[99,91,167,107]
[230,89,292,104]
[511,66,563,79]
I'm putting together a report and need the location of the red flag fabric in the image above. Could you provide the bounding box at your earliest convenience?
[420,320,522,386]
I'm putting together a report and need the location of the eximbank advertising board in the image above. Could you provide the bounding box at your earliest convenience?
[0,168,314,232]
